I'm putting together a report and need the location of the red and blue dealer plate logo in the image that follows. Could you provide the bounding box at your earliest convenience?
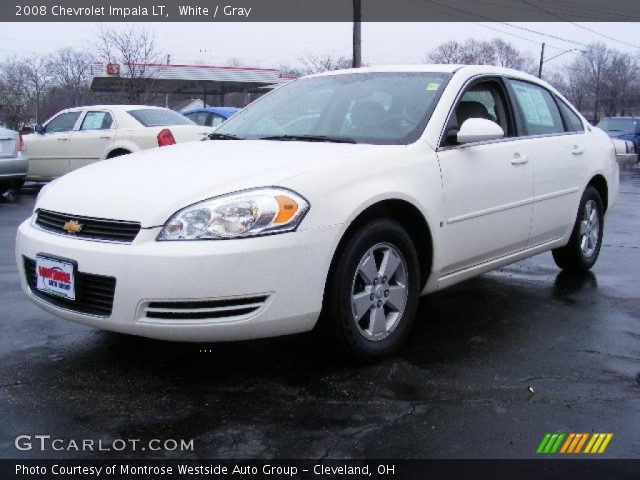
[35,256,75,301]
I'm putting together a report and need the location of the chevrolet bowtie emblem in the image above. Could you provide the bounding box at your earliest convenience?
[62,220,83,234]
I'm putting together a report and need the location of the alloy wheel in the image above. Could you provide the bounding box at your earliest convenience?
[351,242,408,341]
[579,199,600,258]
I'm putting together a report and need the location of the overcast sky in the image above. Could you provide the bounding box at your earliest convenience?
[0,22,638,69]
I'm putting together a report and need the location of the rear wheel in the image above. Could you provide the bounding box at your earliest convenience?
[106,149,130,159]
[321,219,420,363]
[552,186,604,272]
[9,179,25,191]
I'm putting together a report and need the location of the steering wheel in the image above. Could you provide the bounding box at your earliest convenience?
[380,114,415,134]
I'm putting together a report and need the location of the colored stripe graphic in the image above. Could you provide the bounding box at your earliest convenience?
[538,433,613,454]
[574,433,589,453]
[584,433,614,454]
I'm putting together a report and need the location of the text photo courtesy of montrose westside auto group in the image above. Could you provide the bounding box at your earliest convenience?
[1,0,639,478]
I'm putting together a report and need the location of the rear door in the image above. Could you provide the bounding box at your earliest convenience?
[69,110,115,172]
[437,77,534,275]
[505,79,584,247]
[26,111,81,179]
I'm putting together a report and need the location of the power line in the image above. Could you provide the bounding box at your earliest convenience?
[522,0,640,49]
[568,23,640,49]
[473,22,564,51]
[500,23,587,47]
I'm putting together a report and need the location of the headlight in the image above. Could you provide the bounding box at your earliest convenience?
[157,187,310,241]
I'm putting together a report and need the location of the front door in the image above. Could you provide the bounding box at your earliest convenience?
[437,79,534,275]
[26,111,81,180]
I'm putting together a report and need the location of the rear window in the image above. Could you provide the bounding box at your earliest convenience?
[128,109,195,127]
[508,79,564,136]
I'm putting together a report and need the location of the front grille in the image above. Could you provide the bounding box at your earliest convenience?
[35,209,141,243]
[24,257,116,317]
[143,295,269,321]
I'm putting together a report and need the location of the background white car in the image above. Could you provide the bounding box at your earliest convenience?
[24,105,214,181]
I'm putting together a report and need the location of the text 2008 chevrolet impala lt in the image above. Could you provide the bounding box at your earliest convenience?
[16,65,619,361]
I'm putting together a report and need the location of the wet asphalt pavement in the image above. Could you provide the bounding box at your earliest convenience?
[0,165,639,460]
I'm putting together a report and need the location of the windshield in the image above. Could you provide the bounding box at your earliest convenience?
[215,72,452,145]
[128,109,195,127]
[597,118,638,133]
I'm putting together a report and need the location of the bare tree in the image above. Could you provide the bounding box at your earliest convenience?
[425,40,465,64]
[604,51,638,116]
[49,48,93,107]
[226,57,246,68]
[94,24,163,103]
[426,38,536,73]
[577,43,610,122]
[492,38,536,73]
[0,57,30,129]
[21,55,51,123]
[278,63,302,78]
[297,52,352,75]
[425,38,502,66]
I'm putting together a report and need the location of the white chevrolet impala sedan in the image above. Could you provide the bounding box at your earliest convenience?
[16,65,619,361]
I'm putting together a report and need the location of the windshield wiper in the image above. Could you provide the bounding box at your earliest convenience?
[207,132,245,140]
[258,135,357,144]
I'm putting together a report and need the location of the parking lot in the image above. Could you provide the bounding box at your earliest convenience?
[0,163,638,460]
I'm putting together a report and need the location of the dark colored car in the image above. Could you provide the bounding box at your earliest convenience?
[182,107,240,128]
[597,116,640,150]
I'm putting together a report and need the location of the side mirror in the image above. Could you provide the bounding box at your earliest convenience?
[34,124,45,134]
[456,118,504,144]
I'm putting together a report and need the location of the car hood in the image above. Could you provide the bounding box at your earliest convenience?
[36,139,391,227]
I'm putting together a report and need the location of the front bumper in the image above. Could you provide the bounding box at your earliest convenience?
[16,219,342,342]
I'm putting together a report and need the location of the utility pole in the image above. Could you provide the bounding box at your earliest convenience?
[352,0,361,68]
[537,42,545,78]
[165,54,171,108]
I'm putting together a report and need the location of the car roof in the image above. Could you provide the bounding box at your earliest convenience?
[304,63,544,83]
[58,105,169,113]
[183,107,240,117]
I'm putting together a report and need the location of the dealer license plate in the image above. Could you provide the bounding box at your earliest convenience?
[35,255,76,301]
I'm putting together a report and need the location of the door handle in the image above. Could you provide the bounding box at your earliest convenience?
[510,153,529,166]
[572,145,585,155]
[99,136,113,140]
[57,138,69,141]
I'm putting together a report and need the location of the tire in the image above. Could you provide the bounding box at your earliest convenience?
[107,150,130,159]
[10,179,25,190]
[552,186,604,272]
[321,218,421,363]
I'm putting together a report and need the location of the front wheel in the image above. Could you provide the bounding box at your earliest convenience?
[321,219,420,363]
[552,186,604,272]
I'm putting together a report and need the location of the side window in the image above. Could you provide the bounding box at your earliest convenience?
[210,114,226,128]
[45,111,81,133]
[555,97,584,133]
[444,80,512,145]
[80,111,113,131]
[508,80,564,136]
[185,112,209,126]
